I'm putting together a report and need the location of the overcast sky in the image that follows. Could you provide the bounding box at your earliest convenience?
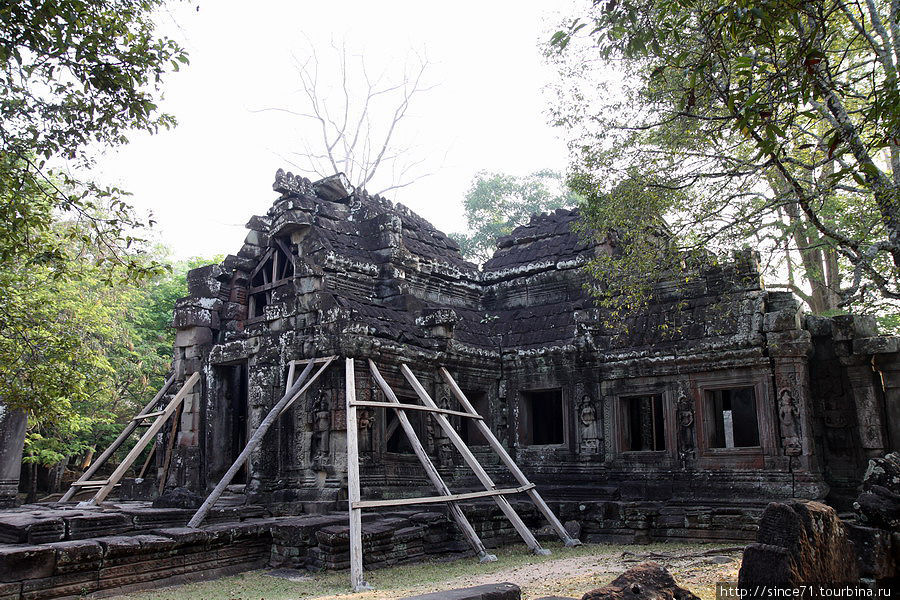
[95,1,579,260]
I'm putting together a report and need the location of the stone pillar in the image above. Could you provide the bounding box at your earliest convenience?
[842,360,888,458]
[0,404,26,507]
[764,303,817,465]
[873,352,900,452]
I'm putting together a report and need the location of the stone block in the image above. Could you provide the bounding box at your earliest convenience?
[174,327,213,347]
[153,527,209,548]
[245,230,270,247]
[173,306,220,329]
[854,336,900,356]
[223,302,248,320]
[237,244,264,260]
[223,254,256,272]
[186,264,225,298]
[0,582,21,600]
[94,535,142,559]
[53,539,103,573]
[0,545,56,582]
[246,215,270,231]
[738,500,858,587]
[65,512,132,540]
[832,314,879,341]
[804,315,833,336]
[175,296,223,312]
[0,513,65,544]
[21,570,99,600]
[763,309,801,332]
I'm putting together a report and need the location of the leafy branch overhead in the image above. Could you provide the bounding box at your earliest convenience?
[0,0,188,280]
[548,0,900,318]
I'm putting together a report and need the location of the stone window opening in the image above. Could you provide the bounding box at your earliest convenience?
[522,389,565,446]
[621,394,665,452]
[457,390,489,447]
[381,394,425,456]
[705,387,760,448]
[248,238,296,319]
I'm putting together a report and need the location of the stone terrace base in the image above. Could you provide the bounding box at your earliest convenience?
[0,498,765,599]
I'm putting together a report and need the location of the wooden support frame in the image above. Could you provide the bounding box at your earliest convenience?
[439,367,582,547]
[367,360,495,564]
[350,400,483,420]
[398,364,549,556]
[83,372,201,506]
[354,484,535,509]
[187,356,336,528]
[61,375,176,502]
[344,359,578,592]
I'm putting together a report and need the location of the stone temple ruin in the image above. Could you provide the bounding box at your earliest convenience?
[0,169,898,596]
[166,169,899,520]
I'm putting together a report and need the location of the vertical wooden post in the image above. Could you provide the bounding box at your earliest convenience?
[400,364,549,556]
[439,367,581,547]
[368,360,496,563]
[345,358,369,592]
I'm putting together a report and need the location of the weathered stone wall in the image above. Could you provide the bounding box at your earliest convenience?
[159,170,899,541]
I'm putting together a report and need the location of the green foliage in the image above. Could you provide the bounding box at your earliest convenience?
[0,0,190,467]
[450,170,581,263]
[0,0,188,281]
[6,248,217,468]
[548,0,900,319]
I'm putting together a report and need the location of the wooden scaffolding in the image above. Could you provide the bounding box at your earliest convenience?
[61,372,201,506]
[344,358,580,592]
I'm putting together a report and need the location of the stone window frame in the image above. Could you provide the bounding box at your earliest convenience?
[610,385,676,459]
[517,386,570,449]
[247,238,297,324]
[693,371,777,467]
[377,391,427,461]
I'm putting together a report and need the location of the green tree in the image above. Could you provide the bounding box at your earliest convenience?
[450,170,581,263]
[549,0,900,317]
[1,0,188,280]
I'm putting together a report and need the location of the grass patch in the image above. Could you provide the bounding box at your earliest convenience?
[109,541,742,600]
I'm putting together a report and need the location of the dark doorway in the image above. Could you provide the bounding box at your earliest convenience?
[459,390,489,446]
[523,389,564,445]
[217,363,249,483]
[621,394,665,451]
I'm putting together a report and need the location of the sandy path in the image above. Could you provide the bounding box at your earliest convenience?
[352,546,744,600]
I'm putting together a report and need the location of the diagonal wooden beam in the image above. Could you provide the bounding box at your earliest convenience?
[399,364,549,556]
[86,372,201,505]
[61,375,175,502]
[368,360,495,563]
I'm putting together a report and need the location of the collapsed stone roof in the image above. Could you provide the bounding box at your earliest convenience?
[187,170,771,364]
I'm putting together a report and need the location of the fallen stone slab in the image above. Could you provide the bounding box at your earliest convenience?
[398,582,520,600]
[581,562,699,600]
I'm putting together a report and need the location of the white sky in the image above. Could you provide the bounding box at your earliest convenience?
[95,1,578,260]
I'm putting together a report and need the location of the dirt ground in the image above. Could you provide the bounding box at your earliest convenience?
[111,541,743,600]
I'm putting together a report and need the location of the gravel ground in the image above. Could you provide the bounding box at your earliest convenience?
[109,541,744,600]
